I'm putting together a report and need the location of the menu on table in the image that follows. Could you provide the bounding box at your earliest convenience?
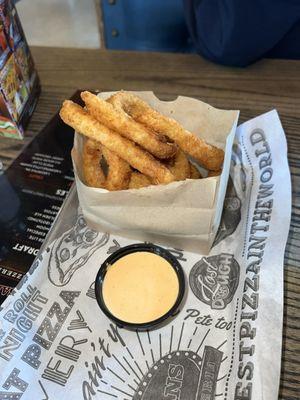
[0,91,81,303]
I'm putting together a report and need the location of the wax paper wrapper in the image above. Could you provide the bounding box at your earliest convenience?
[0,110,291,400]
[72,91,239,254]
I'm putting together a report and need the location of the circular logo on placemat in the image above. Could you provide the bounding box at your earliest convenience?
[213,177,242,247]
[133,346,223,400]
[189,253,240,309]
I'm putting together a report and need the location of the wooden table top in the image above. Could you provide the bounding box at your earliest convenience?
[1,47,299,399]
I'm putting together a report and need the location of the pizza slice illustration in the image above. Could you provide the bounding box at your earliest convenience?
[48,215,109,286]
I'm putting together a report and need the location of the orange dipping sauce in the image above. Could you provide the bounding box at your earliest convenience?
[102,251,179,324]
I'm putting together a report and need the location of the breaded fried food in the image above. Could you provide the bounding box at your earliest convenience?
[60,100,175,184]
[83,139,131,190]
[129,172,153,189]
[190,163,202,179]
[81,91,177,160]
[82,139,106,188]
[167,149,190,181]
[207,169,222,177]
[101,146,131,191]
[108,91,224,171]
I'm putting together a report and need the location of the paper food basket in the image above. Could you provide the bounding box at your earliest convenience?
[72,92,239,254]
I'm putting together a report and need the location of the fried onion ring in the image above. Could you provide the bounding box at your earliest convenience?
[60,100,175,184]
[82,139,106,188]
[101,146,131,191]
[109,91,224,171]
[190,163,203,179]
[81,91,177,160]
[207,169,222,177]
[167,149,190,181]
[129,172,153,189]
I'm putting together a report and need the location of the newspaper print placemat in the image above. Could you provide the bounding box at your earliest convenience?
[0,110,291,400]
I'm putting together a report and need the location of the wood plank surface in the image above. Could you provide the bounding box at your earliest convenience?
[0,47,299,399]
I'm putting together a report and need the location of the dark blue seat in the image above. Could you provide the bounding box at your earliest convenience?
[101,0,193,52]
[183,0,300,66]
[102,0,300,66]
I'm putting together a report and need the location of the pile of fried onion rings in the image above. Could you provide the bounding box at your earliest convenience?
[60,91,223,190]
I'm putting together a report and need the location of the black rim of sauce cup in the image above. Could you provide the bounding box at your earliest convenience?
[94,243,185,331]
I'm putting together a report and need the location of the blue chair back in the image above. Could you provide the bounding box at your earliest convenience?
[101,0,193,52]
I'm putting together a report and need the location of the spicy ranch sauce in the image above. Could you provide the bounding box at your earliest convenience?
[102,251,179,324]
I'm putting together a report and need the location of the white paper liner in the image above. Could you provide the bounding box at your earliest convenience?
[0,110,291,400]
[0,111,291,400]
